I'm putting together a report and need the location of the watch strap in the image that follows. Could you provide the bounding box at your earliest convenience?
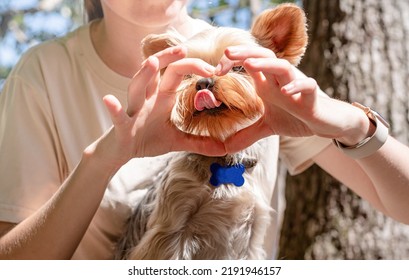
[333,102,390,159]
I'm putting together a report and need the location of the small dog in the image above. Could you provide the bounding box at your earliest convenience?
[115,3,308,260]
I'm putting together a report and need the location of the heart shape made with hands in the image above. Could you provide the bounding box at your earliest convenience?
[142,3,308,142]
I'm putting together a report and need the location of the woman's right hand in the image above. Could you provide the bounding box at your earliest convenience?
[88,46,226,170]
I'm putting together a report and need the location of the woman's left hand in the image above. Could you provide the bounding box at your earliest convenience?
[216,45,370,153]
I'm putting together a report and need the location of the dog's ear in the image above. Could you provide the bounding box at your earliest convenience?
[142,32,184,59]
[251,3,308,65]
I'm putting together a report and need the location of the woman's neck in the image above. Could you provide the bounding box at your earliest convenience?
[90,7,206,78]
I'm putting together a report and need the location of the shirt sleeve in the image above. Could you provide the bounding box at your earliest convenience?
[0,70,68,223]
[279,135,332,175]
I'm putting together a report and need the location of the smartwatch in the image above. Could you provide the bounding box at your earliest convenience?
[333,102,390,159]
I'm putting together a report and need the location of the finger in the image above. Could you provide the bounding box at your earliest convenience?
[152,45,187,69]
[146,46,187,98]
[244,57,295,87]
[215,56,240,76]
[103,95,129,127]
[224,119,272,154]
[281,77,319,108]
[160,58,215,93]
[127,46,187,114]
[225,45,277,60]
[281,77,318,96]
[171,131,226,156]
[216,45,276,75]
[242,64,280,101]
[127,56,160,116]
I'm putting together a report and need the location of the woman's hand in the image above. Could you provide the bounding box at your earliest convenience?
[90,46,226,169]
[217,45,370,153]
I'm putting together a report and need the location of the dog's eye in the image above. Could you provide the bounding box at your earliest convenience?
[232,66,246,73]
[184,74,193,80]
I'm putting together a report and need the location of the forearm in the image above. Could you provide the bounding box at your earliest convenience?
[315,136,409,225]
[327,100,409,223]
[356,136,409,223]
[0,139,122,259]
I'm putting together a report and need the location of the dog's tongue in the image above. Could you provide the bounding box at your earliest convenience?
[194,89,223,111]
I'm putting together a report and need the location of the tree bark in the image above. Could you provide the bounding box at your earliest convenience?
[278,0,409,259]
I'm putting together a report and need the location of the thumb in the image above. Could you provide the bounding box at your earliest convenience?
[103,95,130,127]
[172,131,226,156]
[224,119,272,153]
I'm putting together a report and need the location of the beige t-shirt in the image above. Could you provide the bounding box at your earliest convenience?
[0,22,331,259]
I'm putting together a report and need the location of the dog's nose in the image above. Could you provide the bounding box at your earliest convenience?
[196,78,215,91]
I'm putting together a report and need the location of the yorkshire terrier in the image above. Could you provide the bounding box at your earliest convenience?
[115,3,308,260]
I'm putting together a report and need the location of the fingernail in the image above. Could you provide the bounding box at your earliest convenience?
[170,46,181,54]
[282,83,295,93]
[171,45,185,55]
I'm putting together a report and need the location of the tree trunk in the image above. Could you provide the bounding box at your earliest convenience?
[278,0,409,259]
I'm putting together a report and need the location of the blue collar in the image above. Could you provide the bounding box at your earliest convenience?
[209,162,246,187]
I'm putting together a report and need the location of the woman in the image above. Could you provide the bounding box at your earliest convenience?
[0,0,408,259]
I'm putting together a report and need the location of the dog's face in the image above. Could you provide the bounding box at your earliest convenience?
[143,4,307,141]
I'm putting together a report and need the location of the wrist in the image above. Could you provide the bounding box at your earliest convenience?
[82,128,129,176]
[335,104,375,146]
[82,145,123,178]
[333,102,390,159]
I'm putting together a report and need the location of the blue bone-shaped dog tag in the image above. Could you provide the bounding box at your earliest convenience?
[209,162,246,187]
